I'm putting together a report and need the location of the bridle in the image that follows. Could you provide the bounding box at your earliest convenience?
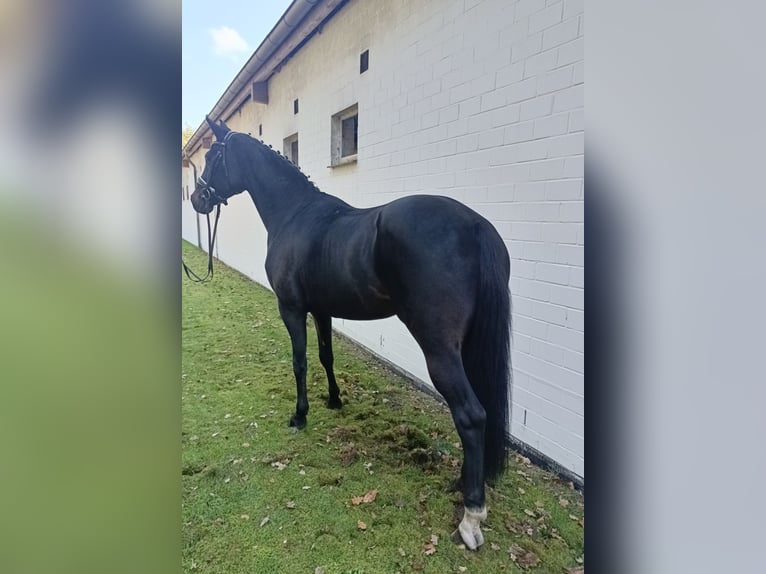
[182,133,235,283]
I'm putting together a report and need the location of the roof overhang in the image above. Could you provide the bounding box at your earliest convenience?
[183,0,348,158]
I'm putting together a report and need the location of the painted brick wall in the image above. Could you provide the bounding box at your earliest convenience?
[183,0,584,478]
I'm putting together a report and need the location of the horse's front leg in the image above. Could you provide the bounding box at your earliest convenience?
[278,303,308,429]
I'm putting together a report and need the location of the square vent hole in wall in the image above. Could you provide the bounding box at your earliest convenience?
[330,104,358,167]
[283,133,299,166]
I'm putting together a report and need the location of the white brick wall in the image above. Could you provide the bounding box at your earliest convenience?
[183,0,584,479]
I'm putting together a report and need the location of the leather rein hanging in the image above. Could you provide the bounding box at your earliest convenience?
[182,136,232,283]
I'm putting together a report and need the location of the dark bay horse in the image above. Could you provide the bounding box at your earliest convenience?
[190,117,511,549]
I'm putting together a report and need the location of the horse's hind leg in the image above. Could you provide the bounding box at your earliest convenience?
[312,314,342,409]
[422,347,487,550]
[278,302,309,429]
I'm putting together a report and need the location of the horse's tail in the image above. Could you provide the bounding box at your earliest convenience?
[462,223,512,482]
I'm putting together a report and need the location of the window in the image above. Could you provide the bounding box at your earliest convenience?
[293,99,299,114]
[283,133,299,166]
[330,104,358,167]
[360,50,369,74]
[202,136,212,149]
[259,123,263,136]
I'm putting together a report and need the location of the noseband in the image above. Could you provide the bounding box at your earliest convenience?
[182,133,235,283]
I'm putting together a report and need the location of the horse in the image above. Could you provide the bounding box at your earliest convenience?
[190,116,511,550]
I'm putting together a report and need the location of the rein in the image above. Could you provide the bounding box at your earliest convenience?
[182,203,222,283]
[182,135,233,283]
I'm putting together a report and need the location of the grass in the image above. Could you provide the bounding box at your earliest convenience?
[182,240,584,574]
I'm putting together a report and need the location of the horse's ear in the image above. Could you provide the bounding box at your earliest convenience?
[219,120,232,134]
[205,115,229,141]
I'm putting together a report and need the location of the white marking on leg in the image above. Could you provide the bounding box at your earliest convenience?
[458,505,487,550]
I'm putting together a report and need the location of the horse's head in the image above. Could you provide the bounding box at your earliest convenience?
[190,116,244,214]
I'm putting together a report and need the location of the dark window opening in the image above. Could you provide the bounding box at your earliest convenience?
[259,124,263,136]
[283,133,299,167]
[294,99,299,114]
[360,50,369,74]
[341,115,358,157]
[202,136,212,149]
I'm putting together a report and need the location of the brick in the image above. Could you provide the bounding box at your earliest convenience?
[536,262,570,285]
[557,37,583,66]
[562,155,584,178]
[496,62,525,88]
[534,112,569,138]
[545,179,581,200]
[560,201,584,222]
[564,0,584,19]
[549,284,583,310]
[514,182,546,202]
[560,348,584,373]
[459,96,481,117]
[547,132,584,157]
[573,61,584,84]
[438,104,459,123]
[478,127,505,149]
[506,77,538,103]
[552,84,583,112]
[514,315,549,340]
[524,49,558,78]
[547,324,584,352]
[569,266,583,288]
[480,88,508,112]
[537,66,574,95]
[515,0,547,21]
[456,133,479,153]
[529,3,563,34]
[504,120,536,144]
[508,221,543,241]
[508,139,549,163]
[565,308,584,331]
[540,221,580,244]
[529,158,566,180]
[511,33,543,63]
[520,95,554,120]
[525,201,561,221]
[568,109,584,132]
[531,300,568,327]
[542,17,579,50]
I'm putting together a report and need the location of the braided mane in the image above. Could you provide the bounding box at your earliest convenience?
[248,133,320,192]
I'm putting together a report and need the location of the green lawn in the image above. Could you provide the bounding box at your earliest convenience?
[182,241,584,574]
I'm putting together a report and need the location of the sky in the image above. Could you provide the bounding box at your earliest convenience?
[182,0,294,132]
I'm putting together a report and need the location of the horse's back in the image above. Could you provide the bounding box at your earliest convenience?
[375,195,508,334]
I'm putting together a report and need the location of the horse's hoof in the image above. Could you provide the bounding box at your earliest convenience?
[456,506,487,551]
[288,414,307,429]
[326,397,343,410]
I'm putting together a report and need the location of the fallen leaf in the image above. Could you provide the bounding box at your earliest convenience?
[559,497,570,507]
[285,501,296,509]
[357,520,367,530]
[271,461,288,471]
[524,509,536,517]
[351,496,364,506]
[240,514,250,520]
[490,542,500,550]
[302,486,311,490]
[518,551,539,569]
[259,516,270,527]
[430,534,439,546]
[398,547,406,557]
[314,568,325,574]
[518,487,526,494]
[458,568,467,573]
[423,543,436,556]
[363,489,378,503]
